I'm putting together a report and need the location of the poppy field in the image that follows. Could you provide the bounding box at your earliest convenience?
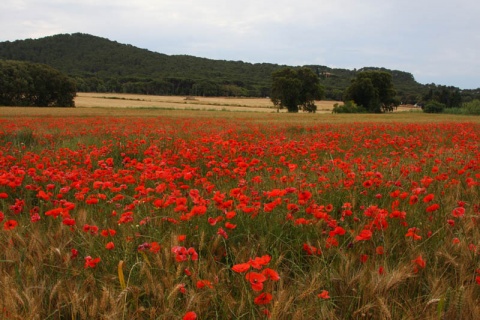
[0,114,479,319]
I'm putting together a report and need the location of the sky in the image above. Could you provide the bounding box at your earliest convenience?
[2,0,479,89]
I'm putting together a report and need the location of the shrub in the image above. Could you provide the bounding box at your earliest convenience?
[332,100,366,113]
[463,99,480,115]
[442,108,464,115]
[422,101,445,113]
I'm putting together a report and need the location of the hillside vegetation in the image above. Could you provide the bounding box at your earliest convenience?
[0,33,478,102]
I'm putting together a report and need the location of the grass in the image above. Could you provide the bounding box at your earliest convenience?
[0,107,479,319]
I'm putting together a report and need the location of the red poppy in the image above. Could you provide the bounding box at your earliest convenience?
[248,255,271,269]
[452,207,465,218]
[355,229,373,241]
[254,292,273,305]
[183,311,197,320]
[149,242,161,253]
[3,219,18,230]
[62,217,76,226]
[409,195,418,205]
[317,290,330,299]
[84,256,101,268]
[360,254,369,263]
[217,227,228,239]
[405,227,422,240]
[378,266,385,275]
[426,203,440,212]
[303,243,322,255]
[245,272,267,291]
[196,279,213,289]
[225,222,237,229]
[30,213,41,223]
[412,255,426,269]
[225,211,236,219]
[376,246,384,255]
[262,268,280,281]
[105,242,115,250]
[187,247,198,261]
[423,194,434,203]
[232,263,251,273]
[172,246,188,262]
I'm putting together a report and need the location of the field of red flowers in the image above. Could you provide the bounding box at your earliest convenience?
[0,115,479,319]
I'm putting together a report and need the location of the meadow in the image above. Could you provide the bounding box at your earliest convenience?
[0,99,479,319]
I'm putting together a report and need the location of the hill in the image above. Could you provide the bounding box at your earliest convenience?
[0,33,473,102]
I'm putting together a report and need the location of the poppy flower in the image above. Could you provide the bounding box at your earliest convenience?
[225,222,237,229]
[423,194,434,203]
[196,279,213,289]
[376,246,384,255]
[245,272,267,291]
[303,243,321,255]
[452,207,465,218]
[317,290,330,299]
[262,268,280,281]
[84,256,101,268]
[231,263,251,273]
[183,311,197,320]
[171,246,188,262]
[62,217,76,226]
[254,292,273,305]
[217,227,228,239]
[412,255,426,269]
[30,213,41,223]
[208,217,218,225]
[105,242,115,250]
[3,220,18,230]
[149,242,161,253]
[405,227,422,240]
[355,229,373,241]
[426,204,440,212]
[362,180,373,188]
[378,266,385,275]
[187,247,198,261]
[248,255,271,269]
[225,211,236,219]
[409,195,418,205]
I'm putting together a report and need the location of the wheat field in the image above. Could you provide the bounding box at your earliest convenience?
[74,92,341,113]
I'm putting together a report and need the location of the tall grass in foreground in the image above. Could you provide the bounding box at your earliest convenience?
[0,116,479,319]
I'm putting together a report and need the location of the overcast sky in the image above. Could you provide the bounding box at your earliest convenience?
[2,0,479,89]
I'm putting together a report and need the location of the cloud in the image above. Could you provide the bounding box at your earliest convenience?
[2,0,479,88]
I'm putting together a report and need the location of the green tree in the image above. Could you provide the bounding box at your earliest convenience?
[344,71,398,113]
[270,67,323,113]
[421,85,462,109]
[0,60,76,107]
[423,101,445,113]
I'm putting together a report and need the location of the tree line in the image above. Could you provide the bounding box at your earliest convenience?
[273,68,477,115]
[2,33,474,102]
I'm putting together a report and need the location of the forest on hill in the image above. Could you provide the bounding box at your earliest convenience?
[0,33,478,102]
